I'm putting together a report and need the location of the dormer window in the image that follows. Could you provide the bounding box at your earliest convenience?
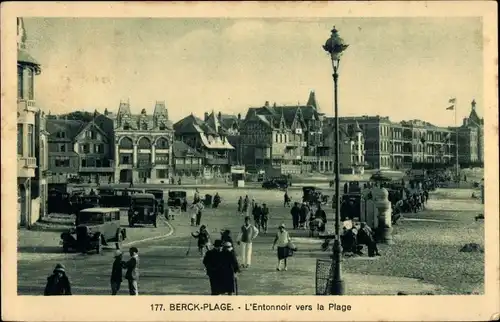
[123,123,130,130]
[56,131,66,139]
[141,122,148,130]
[159,123,166,130]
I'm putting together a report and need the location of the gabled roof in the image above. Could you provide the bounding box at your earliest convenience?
[172,140,203,158]
[46,119,87,141]
[74,120,109,142]
[306,90,319,110]
[174,114,217,135]
[205,111,222,134]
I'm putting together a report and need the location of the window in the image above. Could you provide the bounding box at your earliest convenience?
[81,159,86,167]
[156,169,167,178]
[56,131,66,139]
[59,144,66,152]
[27,68,34,100]
[120,155,130,165]
[17,124,23,155]
[80,144,90,154]
[17,66,24,99]
[159,123,166,130]
[55,157,70,167]
[123,123,130,130]
[94,144,104,153]
[28,124,34,157]
[141,122,148,130]
[85,131,92,139]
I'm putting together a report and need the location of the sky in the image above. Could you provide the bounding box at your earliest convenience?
[22,17,483,126]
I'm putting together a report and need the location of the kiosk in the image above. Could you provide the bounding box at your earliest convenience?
[231,166,245,188]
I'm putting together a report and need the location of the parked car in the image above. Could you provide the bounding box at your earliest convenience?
[167,190,188,212]
[145,189,168,218]
[60,207,126,254]
[262,178,288,190]
[128,193,159,227]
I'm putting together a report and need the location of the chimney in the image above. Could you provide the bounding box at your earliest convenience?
[265,101,270,107]
[218,111,222,121]
[204,112,209,121]
[273,102,277,108]
[237,113,241,120]
[104,108,109,116]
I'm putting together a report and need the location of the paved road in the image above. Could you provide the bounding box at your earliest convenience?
[18,196,332,295]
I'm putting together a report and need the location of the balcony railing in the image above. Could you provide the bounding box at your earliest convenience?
[18,156,37,168]
[17,99,38,113]
[205,157,229,165]
[79,166,114,173]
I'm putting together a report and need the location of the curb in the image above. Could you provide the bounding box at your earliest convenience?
[124,220,175,247]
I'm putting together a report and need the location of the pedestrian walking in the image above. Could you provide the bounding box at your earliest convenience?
[272,224,294,271]
[252,202,262,229]
[236,216,259,268]
[220,242,240,295]
[283,191,291,207]
[124,247,139,295]
[261,203,269,234]
[192,225,211,257]
[110,250,125,295]
[299,202,309,229]
[44,263,72,296]
[195,201,204,226]
[243,195,249,214]
[203,239,224,295]
[290,202,300,229]
[237,196,243,213]
[221,229,234,246]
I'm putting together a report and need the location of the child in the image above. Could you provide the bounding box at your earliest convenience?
[192,225,211,256]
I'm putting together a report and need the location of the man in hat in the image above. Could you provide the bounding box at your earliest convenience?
[44,263,72,296]
[110,250,125,295]
[236,216,259,268]
[124,247,140,295]
[203,239,224,295]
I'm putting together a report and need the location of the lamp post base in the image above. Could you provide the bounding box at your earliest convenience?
[330,279,345,295]
[330,240,345,295]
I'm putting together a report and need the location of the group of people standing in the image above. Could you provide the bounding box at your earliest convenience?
[44,247,140,296]
[289,201,327,232]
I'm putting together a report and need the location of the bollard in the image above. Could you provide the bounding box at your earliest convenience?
[373,187,393,244]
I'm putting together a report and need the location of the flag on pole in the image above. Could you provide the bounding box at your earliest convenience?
[446,98,456,110]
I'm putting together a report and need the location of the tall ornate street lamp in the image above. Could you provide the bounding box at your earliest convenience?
[323,26,349,296]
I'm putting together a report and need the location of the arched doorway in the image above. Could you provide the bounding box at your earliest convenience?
[119,169,133,183]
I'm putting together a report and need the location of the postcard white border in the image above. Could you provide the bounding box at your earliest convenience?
[1,1,498,321]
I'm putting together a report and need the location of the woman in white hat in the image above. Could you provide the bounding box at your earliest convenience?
[272,224,292,271]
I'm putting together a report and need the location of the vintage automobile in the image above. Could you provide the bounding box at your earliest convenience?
[128,193,159,227]
[98,187,145,208]
[167,190,188,212]
[60,207,126,254]
[71,194,101,216]
[262,178,288,190]
[145,189,168,218]
[302,186,327,205]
